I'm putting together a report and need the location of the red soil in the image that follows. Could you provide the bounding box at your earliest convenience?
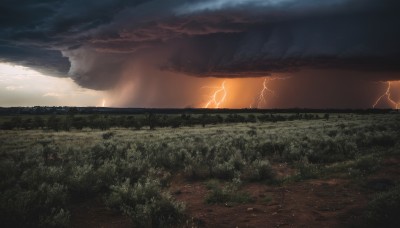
[71,157,400,228]
[172,178,367,228]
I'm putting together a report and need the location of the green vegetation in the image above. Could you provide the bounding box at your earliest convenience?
[205,176,254,205]
[0,112,325,131]
[0,113,399,227]
[105,178,185,227]
[365,185,400,227]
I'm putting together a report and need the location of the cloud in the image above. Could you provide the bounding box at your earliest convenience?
[0,62,105,107]
[5,85,24,91]
[0,0,399,92]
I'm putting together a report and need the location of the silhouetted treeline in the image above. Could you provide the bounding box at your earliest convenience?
[0,113,330,131]
[0,106,397,116]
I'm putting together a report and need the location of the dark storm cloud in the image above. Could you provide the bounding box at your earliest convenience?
[0,44,70,77]
[1,0,400,89]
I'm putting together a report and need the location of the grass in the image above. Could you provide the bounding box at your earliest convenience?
[205,184,254,205]
[261,193,273,204]
[0,113,399,226]
[204,177,254,205]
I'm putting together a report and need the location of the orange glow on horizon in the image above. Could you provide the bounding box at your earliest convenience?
[204,80,227,108]
[107,69,287,109]
[200,76,285,109]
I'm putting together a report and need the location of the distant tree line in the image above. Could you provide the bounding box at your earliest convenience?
[1,113,325,131]
[1,106,396,116]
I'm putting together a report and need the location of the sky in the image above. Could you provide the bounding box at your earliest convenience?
[0,0,399,108]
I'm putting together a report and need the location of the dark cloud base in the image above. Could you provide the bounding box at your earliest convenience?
[1,0,400,107]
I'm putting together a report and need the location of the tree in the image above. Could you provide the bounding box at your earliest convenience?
[200,114,208,128]
[126,116,137,128]
[63,116,72,131]
[10,116,22,129]
[133,119,143,130]
[34,116,45,129]
[146,113,158,130]
[216,114,224,124]
[247,114,257,123]
[47,115,61,131]
[169,117,182,128]
[22,118,33,130]
[72,117,87,130]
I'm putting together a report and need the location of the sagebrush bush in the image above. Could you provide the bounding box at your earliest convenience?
[184,162,211,179]
[0,183,69,227]
[205,176,253,204]
[257,140,286,157]
[39,208,70,227]
[102,131,114,140]
[305,138,358,163]
[68,164,98,195]
[348,155,380,177]
[296,162,323,180]
[95,159,118,190]
[242,159,274,181]
[365,185,400,227]
[105,178,185,228]
[212,162,236,180]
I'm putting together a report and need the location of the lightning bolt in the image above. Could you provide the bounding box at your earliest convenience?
[373,81,399,109]
[102,99,106,107]
[256,78,276,108]
[254,77,289,108]
[204,80,227,108]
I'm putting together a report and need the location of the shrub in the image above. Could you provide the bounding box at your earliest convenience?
[205,185,230,204]
[68,164,98,196]
[47,115,61,131]
[366,134,397,148]
[242,159,274,181]
[205,179,220,190]
[348,155,380,177]
[0,183,69,227]
[295,161,323,180]
[205,178,253,204]
[89,142,118,167]
[212,162,236,180]
[261,193,273,204]
[247,128,257,136]
[105,178,185,227]
[102,132,114,140]
[257,141,286,157]
[184,162,211,180]
[95,159,118,190]
[40,208,70,227]
[183,151,212,179]
[306,139,358,163]
[365,185,400,227]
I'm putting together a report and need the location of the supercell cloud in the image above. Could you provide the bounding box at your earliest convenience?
[1,0,400,107]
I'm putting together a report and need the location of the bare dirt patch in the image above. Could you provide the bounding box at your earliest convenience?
[171,178,367,228]
[70,156,400,228]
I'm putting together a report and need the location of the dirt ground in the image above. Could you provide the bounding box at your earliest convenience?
[71,157,400,228]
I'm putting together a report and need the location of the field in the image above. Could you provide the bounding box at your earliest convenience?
[1,112,400,227]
